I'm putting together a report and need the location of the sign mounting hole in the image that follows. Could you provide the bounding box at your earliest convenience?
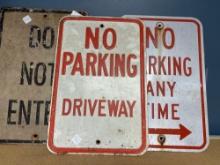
[96,139,101,145]
[157,134,166,145]
[32,133,39,140]
[100,24,104,28]
[156,22,164,30]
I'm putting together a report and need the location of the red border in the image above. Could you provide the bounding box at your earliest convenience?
[141,17,207,150]
[47,17,146,154]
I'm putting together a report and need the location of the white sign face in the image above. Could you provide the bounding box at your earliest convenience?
[124,16,209,152]
[47,17,147,155]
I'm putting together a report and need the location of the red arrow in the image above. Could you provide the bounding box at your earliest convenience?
[149,124,192,140]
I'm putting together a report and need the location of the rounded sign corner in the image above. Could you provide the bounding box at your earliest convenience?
[187,17,204,30]
[47,138,60,155]
[196,136,210,153]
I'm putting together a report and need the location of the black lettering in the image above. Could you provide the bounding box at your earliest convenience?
[18,100,31,125]
[20,62,33,85]
[43,27,55,49]
[7,99,51,126]
[34,63,46,86]
[29,25,41,48]
[33,100,44,125]
[44,101,50,125]
[20,62,54,86]
[48,63,54,86]
[7,100,17,125]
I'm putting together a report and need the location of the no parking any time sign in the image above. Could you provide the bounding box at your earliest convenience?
[47,17,147,155]
[124,16,209,152]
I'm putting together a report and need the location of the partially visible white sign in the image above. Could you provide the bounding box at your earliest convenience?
[124,15,209,152]
[70,10,82,16]
[48,16,147,155]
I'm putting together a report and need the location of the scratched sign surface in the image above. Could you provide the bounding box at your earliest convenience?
[124,16,209,152]
[47,16,147,155]
[0,9,70,143]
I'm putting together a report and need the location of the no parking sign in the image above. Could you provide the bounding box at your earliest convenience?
[47,16,147,155]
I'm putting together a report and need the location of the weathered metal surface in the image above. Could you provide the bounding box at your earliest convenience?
[124,15,209,152]
[47,16,147,155]
[0,8,72,143]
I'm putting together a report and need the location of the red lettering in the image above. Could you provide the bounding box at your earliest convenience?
[83,99,87,116]
[150,102,155,119]
[61,52,139,78]
[103,28,116,50]
[127,100,136,117]
[156,81,165,97]
[73,99,82,116]
[167,81,176,97]
[173,57,182,75]
[61,99,136,118]
[172,104,180,120]
[167,56,171,75]
[127,54,137,77]
[146,27,175,49]
[147,81,176,97]
[88,99,97,116]
[97,53,108,76]
[118,101,128,117]
[147,81,154,96]
[148,56,157,74]
[108,100,119,117]
[109,54,114,76]
[62,98,71,115]
[86,53,97,76]
[115,54,125,77]
[85,27,99,49]
[147,56,192,77]
[146,27,158,48]
[162,27,175,49]
[71,53,84,75]
[98,100,106,116]
[158,103,168,119]
[61,52,74,75]
[184,57,192,76]
[148,102,180,120]
[158,56,166,75]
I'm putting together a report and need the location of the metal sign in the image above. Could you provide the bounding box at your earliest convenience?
[0,8,71,143]
[47,16,147,155]
[124,15,209,152]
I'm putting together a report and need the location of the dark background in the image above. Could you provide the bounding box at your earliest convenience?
[0,0,219,135]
